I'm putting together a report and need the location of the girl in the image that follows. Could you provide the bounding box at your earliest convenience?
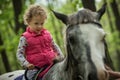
[16,4,64,80]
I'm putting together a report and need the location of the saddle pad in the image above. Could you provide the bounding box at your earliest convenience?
[14,75,23,80]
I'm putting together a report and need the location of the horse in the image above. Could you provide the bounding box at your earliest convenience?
[0,4,112,80]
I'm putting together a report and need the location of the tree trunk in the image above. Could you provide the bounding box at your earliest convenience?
[106,7,114,32]
[0,35,11,72]
[110,0,120,32]
[116,50,120,71]
[47,1,62,47]
[12,0,25,34]
[81,0,96,11]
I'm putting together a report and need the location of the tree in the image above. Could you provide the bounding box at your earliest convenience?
[81,0,96,11]
[12,0,26,34]
[0,35,11,72]
[110,0,120,71]
[0,0,35,73]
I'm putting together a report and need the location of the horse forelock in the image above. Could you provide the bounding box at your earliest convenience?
[68,9,98,25]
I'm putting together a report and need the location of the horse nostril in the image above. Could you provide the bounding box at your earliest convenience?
[78,75,83,80]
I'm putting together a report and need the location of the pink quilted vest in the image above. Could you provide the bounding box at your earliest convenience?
[22,27,56,77]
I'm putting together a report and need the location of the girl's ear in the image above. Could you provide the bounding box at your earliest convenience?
[97,3,107,20]
[52,10,68,25]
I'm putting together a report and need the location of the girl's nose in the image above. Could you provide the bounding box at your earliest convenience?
[38,25,42,28]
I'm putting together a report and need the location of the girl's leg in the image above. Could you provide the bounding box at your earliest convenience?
[22,69,38,80]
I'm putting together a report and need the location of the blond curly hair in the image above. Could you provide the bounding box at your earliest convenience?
[23,5,47,25]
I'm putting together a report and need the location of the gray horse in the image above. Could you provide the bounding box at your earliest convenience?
[42,4,112,80]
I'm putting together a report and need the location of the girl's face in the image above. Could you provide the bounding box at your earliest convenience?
[28,15,46,33]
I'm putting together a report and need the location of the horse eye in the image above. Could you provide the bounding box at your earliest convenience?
[69,36,75,44]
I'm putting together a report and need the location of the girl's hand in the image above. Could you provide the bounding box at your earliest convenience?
[105,65,120,79]
[108,71,120,79]
[53,56,64,64]
[26,64,35,70]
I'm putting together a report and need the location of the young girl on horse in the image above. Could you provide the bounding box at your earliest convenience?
[16,4,64,80]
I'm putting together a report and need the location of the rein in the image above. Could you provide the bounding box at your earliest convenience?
[24,66,46,80]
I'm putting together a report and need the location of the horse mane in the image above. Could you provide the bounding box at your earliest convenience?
[104,40,114,69]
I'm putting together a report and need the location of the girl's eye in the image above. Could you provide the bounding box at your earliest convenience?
[41,23,44,25]
[34,23,38,25]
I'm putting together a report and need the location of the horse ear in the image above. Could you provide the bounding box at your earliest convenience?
[52,10,68,25]
[97,3,107,20]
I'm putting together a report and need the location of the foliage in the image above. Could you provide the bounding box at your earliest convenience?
[0,0,120,74]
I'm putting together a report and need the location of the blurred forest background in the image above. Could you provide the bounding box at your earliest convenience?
[0,0,120,74]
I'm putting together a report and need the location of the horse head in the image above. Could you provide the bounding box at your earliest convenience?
[52,4,109,80]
